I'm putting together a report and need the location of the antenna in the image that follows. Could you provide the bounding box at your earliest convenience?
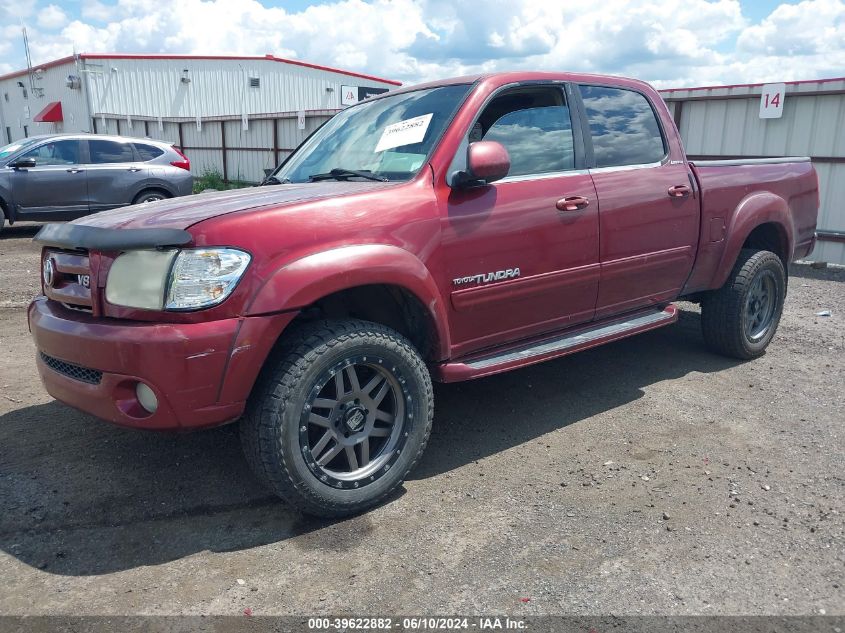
[21,25,44,98]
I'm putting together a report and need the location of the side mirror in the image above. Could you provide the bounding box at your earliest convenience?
[11,157,37,169]
[451,141,510,187]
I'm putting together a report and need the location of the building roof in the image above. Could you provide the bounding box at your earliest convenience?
[659,76,845,93]
[0,53,401,86]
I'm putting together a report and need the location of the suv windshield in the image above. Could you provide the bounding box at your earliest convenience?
[0,137,40,161]
[275,84,471,183]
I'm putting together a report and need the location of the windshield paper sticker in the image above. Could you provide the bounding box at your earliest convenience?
[375,113,433,152]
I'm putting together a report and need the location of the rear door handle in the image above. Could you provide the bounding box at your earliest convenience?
[127,167,142,173]
[66,168,84,174]
[668,184,691,198]
[556,196,590,212]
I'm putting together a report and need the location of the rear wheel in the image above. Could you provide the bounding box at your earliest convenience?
[241,319,434,517]
[701,249,786,359]
[133,189,168,204]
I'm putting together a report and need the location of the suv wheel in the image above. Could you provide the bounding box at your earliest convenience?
[701,249,786,359]
[133,190,167,204]
[241,319,434,517]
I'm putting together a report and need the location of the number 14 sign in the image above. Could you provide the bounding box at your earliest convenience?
[759,83,786,119]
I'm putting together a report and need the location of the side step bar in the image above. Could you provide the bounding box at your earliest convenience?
[433,304,678,382]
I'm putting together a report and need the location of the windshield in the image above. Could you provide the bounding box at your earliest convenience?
[276,84,471,183]
[0,138,40,161]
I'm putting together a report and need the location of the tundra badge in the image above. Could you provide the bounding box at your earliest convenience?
[453,268,520,286]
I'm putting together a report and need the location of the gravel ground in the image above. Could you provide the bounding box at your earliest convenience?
[0,224,842,617]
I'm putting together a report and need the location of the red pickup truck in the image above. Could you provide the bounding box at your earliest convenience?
[29,72,818,516]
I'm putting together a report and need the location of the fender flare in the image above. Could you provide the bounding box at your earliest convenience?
[131,182,176,201]
[245,244,451,359]
[711,191,794,289]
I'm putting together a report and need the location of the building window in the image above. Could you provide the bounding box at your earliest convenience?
[3,93,8,102]
[23,125,29,138]
[5,127,10,144]
[249,77,260,88]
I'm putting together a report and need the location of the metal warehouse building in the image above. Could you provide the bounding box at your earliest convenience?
[0,53,399,183]
[660,78,845,265]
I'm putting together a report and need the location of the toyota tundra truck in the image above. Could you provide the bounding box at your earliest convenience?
[29,72,819,517]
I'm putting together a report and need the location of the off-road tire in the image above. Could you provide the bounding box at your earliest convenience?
[701,249,786,360]
[240,319,434,517]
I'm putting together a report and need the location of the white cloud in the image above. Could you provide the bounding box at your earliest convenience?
[1,0,844,88]
[0,0,36,21]
[37,4,68,30]
[738,0,845,55]
[81,0,116,22]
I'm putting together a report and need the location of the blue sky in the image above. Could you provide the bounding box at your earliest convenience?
[1,0,843,87]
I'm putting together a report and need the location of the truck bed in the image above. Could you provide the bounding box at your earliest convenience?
[682,157,818,293]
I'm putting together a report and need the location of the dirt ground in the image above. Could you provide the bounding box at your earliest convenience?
[0,222,842,617]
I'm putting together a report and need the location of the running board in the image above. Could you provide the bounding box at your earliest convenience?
[433,305,678,382]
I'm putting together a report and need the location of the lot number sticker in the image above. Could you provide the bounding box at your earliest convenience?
[375,113,433,152]
[759,83,786,119]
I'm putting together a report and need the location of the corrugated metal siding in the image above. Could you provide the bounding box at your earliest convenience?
[83,58,394,118]
[0,60,89,142]
[0,55,385,182]
[661,81,845,264]
[93,112,333,182]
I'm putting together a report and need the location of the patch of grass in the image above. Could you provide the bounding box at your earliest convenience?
[192,168,253,194]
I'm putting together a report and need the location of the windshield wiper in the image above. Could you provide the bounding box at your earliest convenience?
[308,168,388,182]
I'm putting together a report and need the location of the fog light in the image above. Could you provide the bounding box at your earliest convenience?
[136,382,158,414]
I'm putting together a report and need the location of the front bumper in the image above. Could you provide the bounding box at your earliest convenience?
[28,297,296,431]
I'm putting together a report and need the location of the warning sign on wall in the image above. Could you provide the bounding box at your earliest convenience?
[341,85,390,107]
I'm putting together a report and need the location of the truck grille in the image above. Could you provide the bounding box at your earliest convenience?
[43,249,93,310]
[40,352,103,385]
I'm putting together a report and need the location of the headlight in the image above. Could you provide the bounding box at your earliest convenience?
[165,248,251,310]
[105,248,250,311]
[105,250,177,310]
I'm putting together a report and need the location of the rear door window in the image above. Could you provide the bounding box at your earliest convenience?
[88,140,135,164]
[578,85,666,168]
[134,143,164,161]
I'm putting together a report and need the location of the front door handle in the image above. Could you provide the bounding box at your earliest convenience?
[668,184,691,198]
[556,196,590,212]
[66,168,84,174]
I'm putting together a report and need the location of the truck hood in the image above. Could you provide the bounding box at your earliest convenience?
[74,181,397,230]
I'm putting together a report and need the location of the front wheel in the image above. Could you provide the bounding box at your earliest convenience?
[241,320,434,517]
[701,249,786,359]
